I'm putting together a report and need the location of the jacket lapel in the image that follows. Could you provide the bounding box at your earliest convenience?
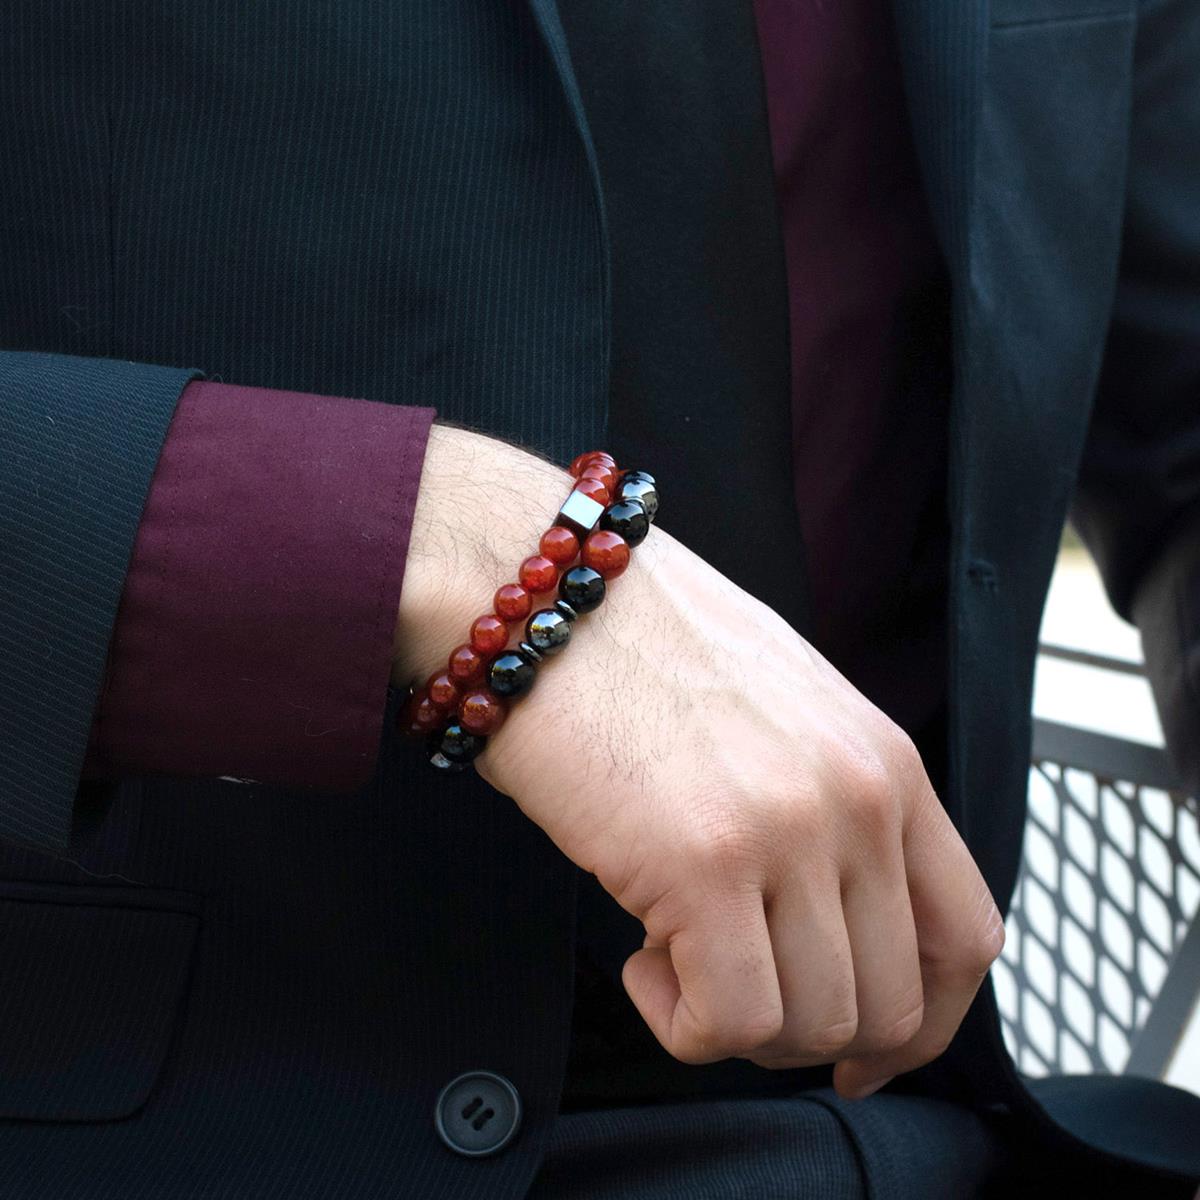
[889,0,989,280]
[526,0,612,405]
[891,0,989,841]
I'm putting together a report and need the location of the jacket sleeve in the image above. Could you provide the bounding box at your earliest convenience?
[0,351,434,856]
[1,351,198,853]
[1070,0,1200,795]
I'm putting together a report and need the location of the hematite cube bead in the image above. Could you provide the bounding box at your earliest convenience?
[599,499,650,547]
[616,475,658,520]
[559,565,606,613]
[488,649,537,697]
[554,599,579,623]
[526,607,572,655]
[556,488,606,538]
[428,722,486,767]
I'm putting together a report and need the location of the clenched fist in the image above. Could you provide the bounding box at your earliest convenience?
[396,425,1004,1099]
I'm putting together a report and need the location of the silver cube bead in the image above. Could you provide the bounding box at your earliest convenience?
[555,488,605,538]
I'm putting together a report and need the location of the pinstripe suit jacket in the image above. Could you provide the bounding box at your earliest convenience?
[1,0,1199,1194]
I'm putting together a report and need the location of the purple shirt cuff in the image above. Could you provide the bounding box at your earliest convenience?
[86,381,435,792]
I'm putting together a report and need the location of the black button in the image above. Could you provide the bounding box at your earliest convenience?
[434,1071,522,1157]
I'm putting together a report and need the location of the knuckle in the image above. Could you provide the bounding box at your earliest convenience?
[846,756,899,836]
[875,722,931,808]
[779,790,830,847]
[801,1015,860,1059]
[668,1041,718,1067]
[731,1017,788,1057]
[668,1039,719,1067]
[929,888,1007,984]
[887,725,925,782]
[957,893,1007,977]
[684,1009,785,1061]
[684,812,769,884]
[971,906,1007,972]
[864,1002,925,1054]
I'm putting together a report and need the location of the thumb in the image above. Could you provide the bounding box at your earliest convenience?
[621,945,682,1051]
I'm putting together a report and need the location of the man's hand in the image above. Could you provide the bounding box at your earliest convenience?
[395,425,1005,1099]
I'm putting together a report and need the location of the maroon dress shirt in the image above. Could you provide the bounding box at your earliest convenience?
[754,0,950,737]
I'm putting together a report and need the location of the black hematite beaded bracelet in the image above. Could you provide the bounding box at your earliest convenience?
[400,456,658,774]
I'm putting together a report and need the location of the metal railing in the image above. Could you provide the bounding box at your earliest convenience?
[994,645,1200,1081]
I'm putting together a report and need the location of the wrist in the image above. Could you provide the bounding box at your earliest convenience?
[391,424,572,687]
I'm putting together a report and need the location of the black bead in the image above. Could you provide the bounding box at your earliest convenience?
[559,565,606,613]
[554,599,580,622]
[517,640,544,663]
[526,607,572,655]
[600,499,650,547]
[616,475,658,520]
[622,469,656,488]
[488,649,537,698]
[429,751,470,773]
[428,722,486,766]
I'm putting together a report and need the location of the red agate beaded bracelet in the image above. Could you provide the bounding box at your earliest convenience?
[399,451,658,771]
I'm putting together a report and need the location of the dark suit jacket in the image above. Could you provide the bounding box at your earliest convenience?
[1,0,1198,1195]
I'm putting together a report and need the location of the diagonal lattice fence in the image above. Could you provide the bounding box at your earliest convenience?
[995,692,1200,1081]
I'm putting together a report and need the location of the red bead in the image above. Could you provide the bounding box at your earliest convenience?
[573,477,610,506]
[448,643,486,685]
[519,554,558,594]
[470,613,509,656]
[405,690,445,733]
[594,450,618,465]
[426,671,459,711]
[494,583,532,622]
[569,449,616,478]
[580,461,619,492]
[539,525,580,566]
[582,529,630,579]
[458,689,507,735]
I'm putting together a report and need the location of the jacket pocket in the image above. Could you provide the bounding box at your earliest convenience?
[0,880,200,1121]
